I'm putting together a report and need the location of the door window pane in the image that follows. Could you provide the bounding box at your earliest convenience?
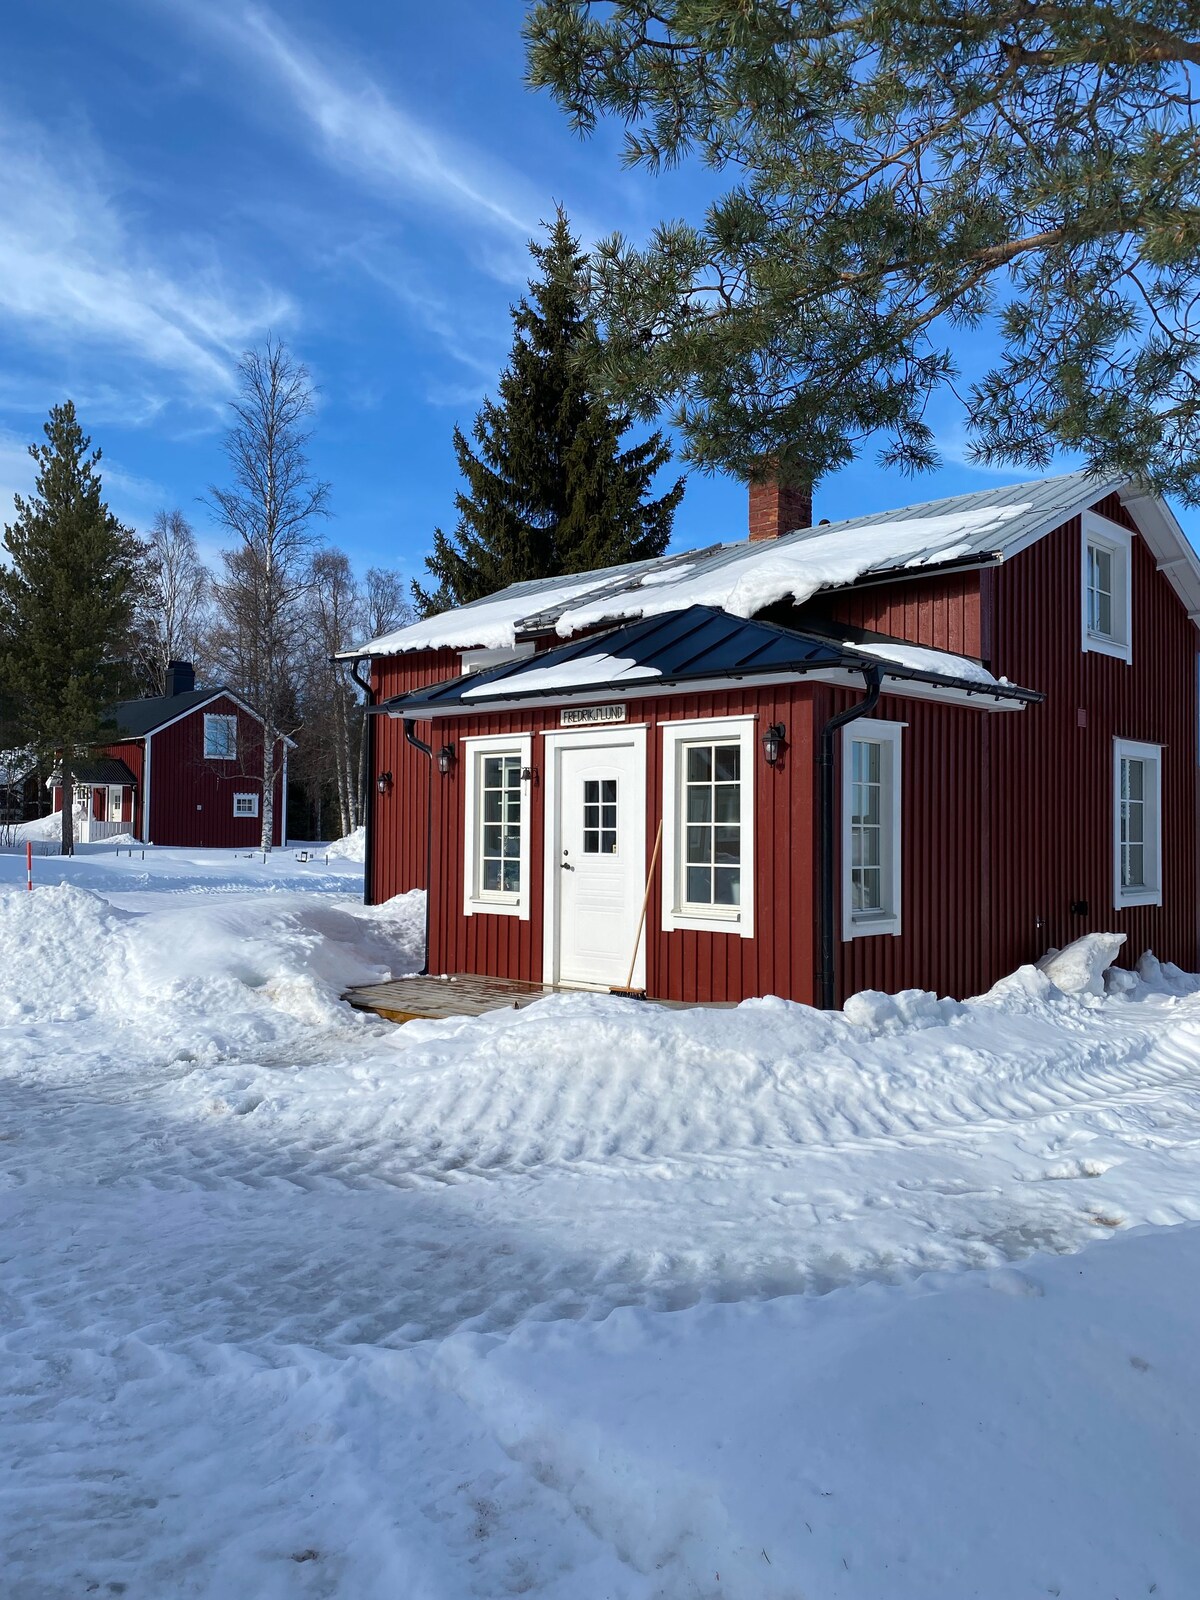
[681,741,741,907]
[582,776,619,854]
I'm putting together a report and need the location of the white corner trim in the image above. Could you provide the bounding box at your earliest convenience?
[540,723,649,987]
[1081,511,1133,665]
[842,719,904,941]
[1112,737,1163,910]
[462,732,533,920]
[142,730,153,844]
[660,715,756,939]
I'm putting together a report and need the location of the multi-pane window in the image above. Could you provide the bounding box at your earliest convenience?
[842,722,903,938]
[682,741,741,908]
[204,714,237,760]
[1081,514,1132,662]
[1087,544,1114,638]
[479,752,523,895]
[583,778,617,854]
[233,792,259,818]
[849,739,884,914]
[1113,739,1162,906]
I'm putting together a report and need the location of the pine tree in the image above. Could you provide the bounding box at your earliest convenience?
[528,0,1200,503]
[414,211,684,614]
[0,403,142,855]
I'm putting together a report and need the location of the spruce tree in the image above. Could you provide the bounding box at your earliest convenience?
[0,403,142,855]
[414,211,684,614]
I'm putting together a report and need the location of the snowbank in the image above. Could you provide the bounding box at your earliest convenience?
[326,825,367,862]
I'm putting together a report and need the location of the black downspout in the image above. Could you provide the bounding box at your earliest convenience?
[404,717,435,977]
[817,665,883,1011]
[348,659,376,906]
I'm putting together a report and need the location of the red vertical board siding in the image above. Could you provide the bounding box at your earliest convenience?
[145,694,285,847]
[96,739,145,836]
[824,570,984,658]
[369,649,461,901]
[423,686,819,1004]
[987,500,1199,978]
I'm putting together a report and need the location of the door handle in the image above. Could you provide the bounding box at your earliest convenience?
[560,860,575,870]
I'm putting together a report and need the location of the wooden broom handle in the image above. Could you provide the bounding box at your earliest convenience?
[623,817,664,992]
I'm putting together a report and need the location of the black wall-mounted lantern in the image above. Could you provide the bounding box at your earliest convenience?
[376,770,393,796]
[762,722,787,767]
[437,743,456,777]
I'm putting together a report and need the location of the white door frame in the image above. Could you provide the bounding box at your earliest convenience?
[541,723,649,989]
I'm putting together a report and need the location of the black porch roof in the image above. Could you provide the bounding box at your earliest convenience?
[379,605,1040,716]
[48,757,138,787]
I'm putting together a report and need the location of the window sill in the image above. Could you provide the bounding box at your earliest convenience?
[846,914,901,940]
[1084,632,1132,663]
[1115,890,1162,909]
[663,905,750,938]
[465,895,526,919]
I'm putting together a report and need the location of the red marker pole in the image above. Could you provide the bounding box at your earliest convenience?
[26,839,33,891]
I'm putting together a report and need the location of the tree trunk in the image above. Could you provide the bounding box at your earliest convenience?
[261,730,275,852]
[59,751,75,856]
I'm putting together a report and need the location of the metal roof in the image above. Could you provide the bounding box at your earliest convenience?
[112,687,225,737]
[347,469,1200,656]
[48,756,138,787]
[381,605,1039,715]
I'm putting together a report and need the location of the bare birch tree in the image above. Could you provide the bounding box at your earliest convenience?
[304,548,362,836]
[356,566,410,821]
[207,340,330,850]
[135,509,210,694]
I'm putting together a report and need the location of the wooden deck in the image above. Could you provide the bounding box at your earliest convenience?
[343,973,734,1023]
[343,973,563,1024]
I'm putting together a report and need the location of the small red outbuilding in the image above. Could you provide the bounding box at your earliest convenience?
[348,470,1200,1005]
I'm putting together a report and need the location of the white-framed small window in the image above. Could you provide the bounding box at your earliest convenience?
[661,715,755,937]
[463,733,533,919]
[1113,738,1162,908]
[842,720,903,939]
[204,713,238,760]
[233,792,259,819]
[1082,512,1132,663]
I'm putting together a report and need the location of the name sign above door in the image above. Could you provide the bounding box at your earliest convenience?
[560,703,626,727]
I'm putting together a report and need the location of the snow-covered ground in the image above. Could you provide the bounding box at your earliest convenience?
[1,840,1199,1596]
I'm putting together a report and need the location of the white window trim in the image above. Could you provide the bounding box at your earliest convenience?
[233,791,259,819]
[842,719,904,941]
[462,732,533,920]
[1081,511,1133,664]
[203,712,238,761]
[661,714,756,938]
[1113,737,1163,909]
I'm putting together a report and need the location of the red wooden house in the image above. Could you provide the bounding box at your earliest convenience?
[345,471,1200,1005]
[50,663,290,847]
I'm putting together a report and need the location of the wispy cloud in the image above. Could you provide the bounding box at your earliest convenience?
[175,2,542,245]
[0,425,169,532]
[0,108,290,406]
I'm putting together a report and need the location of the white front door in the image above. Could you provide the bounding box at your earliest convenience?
[547,732,647,989]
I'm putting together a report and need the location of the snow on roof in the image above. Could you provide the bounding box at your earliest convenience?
[838,636,1001,688]
[346,470,1200,656]
[461,649,661,698]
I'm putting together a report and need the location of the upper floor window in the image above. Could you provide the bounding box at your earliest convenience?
[1081,512,1132,664]
[203,713,238,761]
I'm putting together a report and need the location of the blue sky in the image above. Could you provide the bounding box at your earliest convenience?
[1,0,1194,586]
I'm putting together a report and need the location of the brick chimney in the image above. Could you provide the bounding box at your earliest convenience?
[748,475,812,542]
[165,660,195,697]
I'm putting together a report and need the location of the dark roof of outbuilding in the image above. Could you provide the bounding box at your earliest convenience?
[48,756,138,787]
[111,687,225,737]
[379,605,1040,715]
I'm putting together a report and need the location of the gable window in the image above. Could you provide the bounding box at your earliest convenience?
[842,720,903,939]
[204,713,238,761]
[462,733,532,919]
[233,792,259,819]
[661,716,755,937]
[1113,739,1162,908]
[1081,512,1132,663]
